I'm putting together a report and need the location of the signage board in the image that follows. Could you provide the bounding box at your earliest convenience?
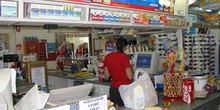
[187,14,197,23]
[51,0,187,16]
[79,95,108,110]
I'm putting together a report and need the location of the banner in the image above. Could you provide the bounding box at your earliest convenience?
[64,0,187,16]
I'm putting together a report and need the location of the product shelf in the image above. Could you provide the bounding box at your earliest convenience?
[0,0,188,30]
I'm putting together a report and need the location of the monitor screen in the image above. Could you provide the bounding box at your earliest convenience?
[133,51,159,74]
[136,54,152,68]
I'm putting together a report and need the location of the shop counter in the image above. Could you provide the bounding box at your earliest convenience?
[47,70,110,97]
[43,92,220,110]
[47,70,110,86]
[47,71,220,110]
[118,92,220,110]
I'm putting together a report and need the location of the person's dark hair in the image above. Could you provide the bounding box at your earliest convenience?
[116,37,128,53]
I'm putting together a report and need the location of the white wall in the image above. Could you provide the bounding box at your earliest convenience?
[0,26,15,52]
[210,29,220,76]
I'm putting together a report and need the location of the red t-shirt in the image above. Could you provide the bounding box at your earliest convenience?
[104,52,132,88]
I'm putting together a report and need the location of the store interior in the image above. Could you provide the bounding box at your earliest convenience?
[0,0,219,110]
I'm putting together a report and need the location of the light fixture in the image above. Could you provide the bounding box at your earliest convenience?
[195,7,203,10]
[205,9,212,12]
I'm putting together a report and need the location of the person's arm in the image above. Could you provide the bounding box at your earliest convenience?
[125,67,133,80]
[104,67,110,80]
[123,55,133,80]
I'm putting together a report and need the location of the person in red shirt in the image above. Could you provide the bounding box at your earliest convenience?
[104,37,133,107]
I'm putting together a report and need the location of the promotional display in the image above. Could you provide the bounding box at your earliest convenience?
[133,12,165,25]
[202,11,220,25]
[90,8,130,23]
[0,1,17,17]
[64,0,187,16]
[23,36,39,55]
[27,3,83,21]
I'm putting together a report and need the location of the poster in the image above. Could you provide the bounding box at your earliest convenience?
[50,0,187,16]
[111,0,162,12]
[31,67,46,87]
[1,1,17,17]
[79,95,107,110]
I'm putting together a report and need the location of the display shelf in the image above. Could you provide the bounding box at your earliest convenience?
[0,0,188,29]
[0,18,19,26]
[16,18,85,27]
[40,0,187,17]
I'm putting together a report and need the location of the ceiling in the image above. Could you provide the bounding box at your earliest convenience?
[188,0,220,15]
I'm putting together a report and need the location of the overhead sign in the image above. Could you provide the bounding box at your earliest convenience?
[200,0,220,10]
[56,0,187,16]
[187,14,197,23]
[79,95,107,110]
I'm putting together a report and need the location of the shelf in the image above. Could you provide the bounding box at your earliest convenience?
[0,18,186,29]
[0,18,19,26]
[17,18,85,27]
[192,23,219,29]
[0,0,188,30]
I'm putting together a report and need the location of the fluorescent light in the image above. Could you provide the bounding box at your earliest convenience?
[188,0,196,5]
[205,10,212,12]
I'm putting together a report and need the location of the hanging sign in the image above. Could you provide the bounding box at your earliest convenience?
[89,8,130,23]
[52,0,187,16]
[187,14,197,23]
[79,95,107,110]
[200,0,220,10]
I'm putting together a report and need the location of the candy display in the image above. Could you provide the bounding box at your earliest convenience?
[163,49,183,100]
[163,72,182,98]
[174,49,185,73]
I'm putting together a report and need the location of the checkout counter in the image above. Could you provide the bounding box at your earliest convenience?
[46,70,220,110]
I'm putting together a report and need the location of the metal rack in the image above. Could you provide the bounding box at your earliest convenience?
[184,34,216,75]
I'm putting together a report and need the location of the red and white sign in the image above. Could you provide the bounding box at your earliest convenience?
[16,44,22,50]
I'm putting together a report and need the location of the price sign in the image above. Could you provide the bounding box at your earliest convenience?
[63,6,74,10]
[79,95,107,110]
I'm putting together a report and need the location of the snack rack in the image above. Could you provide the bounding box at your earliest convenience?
[163,72,183,101]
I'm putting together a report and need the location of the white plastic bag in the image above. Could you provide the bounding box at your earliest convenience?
[119,69,158,109]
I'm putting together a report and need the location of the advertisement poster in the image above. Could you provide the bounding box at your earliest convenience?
[53,0,186,16]
[111,0,163,12]
[1,1,17,17]
[31,67,46,87]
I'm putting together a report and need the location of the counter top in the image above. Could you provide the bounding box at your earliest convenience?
[47,70,111,86]
[159,92,220,110]
[43,92,220,110]
[117,92,220,110]
[47,70,220,110]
